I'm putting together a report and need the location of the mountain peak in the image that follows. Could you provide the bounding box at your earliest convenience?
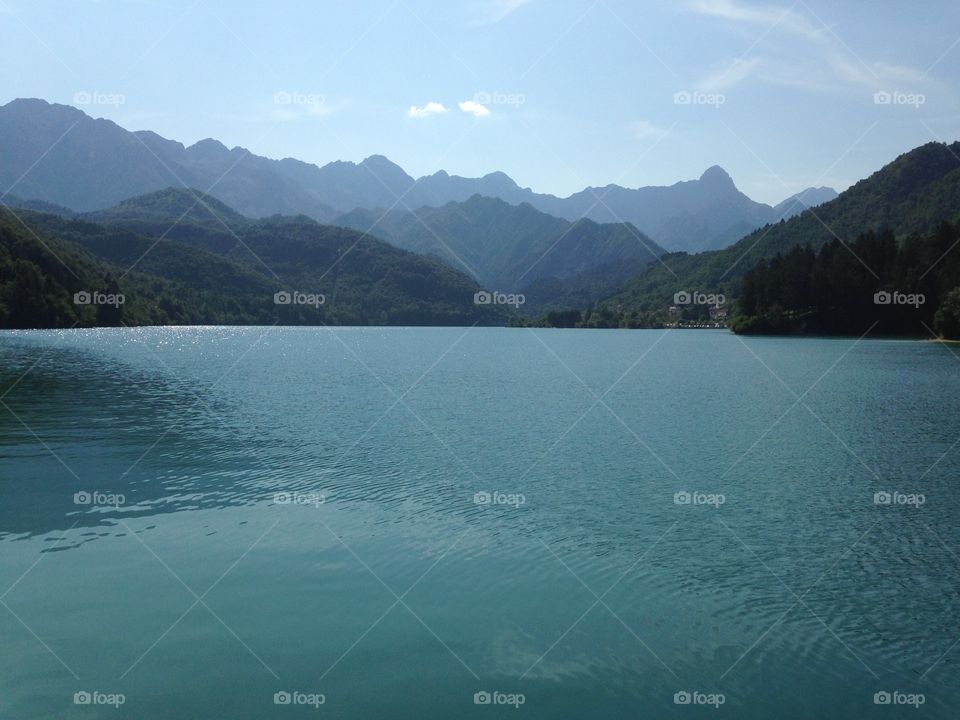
[88,186,247,225]
[772,186,839,221]
[360,154,400,169]
[699,165,734,187]
[187,138,230,160]
[5,97,87,121]
[359,154,414,183]
[6,97,53,110]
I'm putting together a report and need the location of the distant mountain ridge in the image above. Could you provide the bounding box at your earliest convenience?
[57,188,666,315]
[0,188,510,328]
[327,160,835,253]
[595,140,960,324]
[772,186,838,222]
[336,195,666,312]
[0,99,834,254]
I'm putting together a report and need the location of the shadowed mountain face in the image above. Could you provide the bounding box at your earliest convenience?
[551,166,773,253]
[357,164,835,253]
[0,99,833,255]
[598,140,960,319]
[0,188,511,329]
[5,187,665,316]
[771,186,838,221]
[336,195,666,312]
[0,99,339,220]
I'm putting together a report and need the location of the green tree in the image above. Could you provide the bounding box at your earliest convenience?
[934,288,960,340]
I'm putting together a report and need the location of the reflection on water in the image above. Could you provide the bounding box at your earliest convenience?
[0,330,274,539]
[0,327,958,719]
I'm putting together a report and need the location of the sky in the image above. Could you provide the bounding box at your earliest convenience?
[1,0,959,205]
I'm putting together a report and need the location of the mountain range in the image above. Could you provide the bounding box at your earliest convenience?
[0,99,835,255]
[595,140,960,325]
[336,195,665,307]
[4,186,668,315]
[1,102,956,335]
[0,188,511,329]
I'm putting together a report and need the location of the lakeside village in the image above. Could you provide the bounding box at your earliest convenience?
[667,291,729,329]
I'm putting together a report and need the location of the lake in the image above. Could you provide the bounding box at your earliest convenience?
[0,327,957,718]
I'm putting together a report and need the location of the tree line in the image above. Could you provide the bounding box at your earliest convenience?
[731,221,960,338]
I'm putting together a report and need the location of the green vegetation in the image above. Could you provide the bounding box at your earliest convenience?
[730,222,960,338]
[0,209,278,328]
[934,288,960,339]
[0,190,510,329]
[578,141,960,333]
[5,139,960,336]
[336,195,664,313]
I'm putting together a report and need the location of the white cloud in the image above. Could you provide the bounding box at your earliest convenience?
[408,102,449,119]
[697,57,761,92]
[692,0,798,27]
[688,0,936,96]
[633,120,669,140]
[471,0,532,26]
[458,100,491,117]
[690,0,825,39]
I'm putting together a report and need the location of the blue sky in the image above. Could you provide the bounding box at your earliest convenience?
[1,0,959,204]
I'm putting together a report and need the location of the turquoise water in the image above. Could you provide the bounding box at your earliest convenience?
[0,327,958,718]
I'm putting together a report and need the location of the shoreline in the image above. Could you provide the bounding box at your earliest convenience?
[0,324,954,342]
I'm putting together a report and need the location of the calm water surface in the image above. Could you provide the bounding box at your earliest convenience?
[0,327,958,718]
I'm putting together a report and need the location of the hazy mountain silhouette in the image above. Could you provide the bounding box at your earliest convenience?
[601,140,960,319]
[337,195,666,310]
[0,99,834,255]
